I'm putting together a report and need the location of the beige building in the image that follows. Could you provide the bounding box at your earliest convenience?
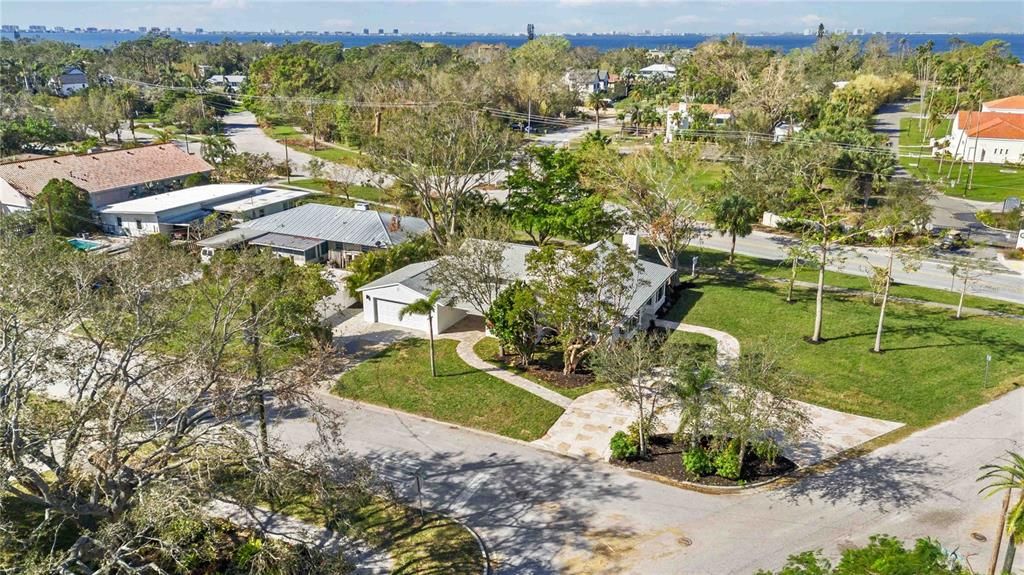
[0,144,213,215]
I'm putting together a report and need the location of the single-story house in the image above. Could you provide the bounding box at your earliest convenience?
[207,74,246,91]
[0,145,214,214]
[51,66,88,96]
[211,188,310,222]
[665,102,733,142]
[637,64,677,79]
[98,183,277,237]
[942,95,1024,164]
[357,239,676,336]
[199,202,429,267]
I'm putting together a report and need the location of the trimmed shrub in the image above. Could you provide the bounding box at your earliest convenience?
[713,440,742,480]
[609,431,638,461]
[682,446,715,476]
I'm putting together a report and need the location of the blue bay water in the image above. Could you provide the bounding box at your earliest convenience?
[2,30,1023,58]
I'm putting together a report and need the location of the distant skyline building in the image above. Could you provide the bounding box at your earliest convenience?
[362,27,369,35]
[393,28,399,34]
[527,23,534,40]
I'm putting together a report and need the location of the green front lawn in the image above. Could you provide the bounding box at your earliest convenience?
[334,338,564,441]
[666,276,1024,429]
[288,179,388,204]
[900,156,1024,202]
[898,116,950,146]
[681,247,1024,317]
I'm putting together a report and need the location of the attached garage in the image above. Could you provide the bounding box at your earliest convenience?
[368,296,430,332]
[357,262,469,335]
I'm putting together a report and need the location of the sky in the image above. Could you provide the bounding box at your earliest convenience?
[2,0,1022,35]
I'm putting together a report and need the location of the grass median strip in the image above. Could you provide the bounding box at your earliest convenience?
[334,338,564,441]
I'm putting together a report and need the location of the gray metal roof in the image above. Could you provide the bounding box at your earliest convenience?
[197,228,268,249]
[236,203,429,248]
[249,233,324,252]
[358,260,438,292]
[210,189,309,213]
[359,239,677,317]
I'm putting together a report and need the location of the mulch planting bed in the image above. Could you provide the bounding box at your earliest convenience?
[610,434,796,487]
[518,363,595,390]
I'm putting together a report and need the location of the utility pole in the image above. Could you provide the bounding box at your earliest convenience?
[283,140,291,183]
[527,98,532,132]
[373,109,382,136]
[988,489,1011,575]
[967,101,982,193]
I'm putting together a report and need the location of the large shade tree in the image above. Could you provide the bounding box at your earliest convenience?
[372,106,516,247]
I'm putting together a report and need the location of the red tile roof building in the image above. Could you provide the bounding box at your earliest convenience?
[945,96,1024,164]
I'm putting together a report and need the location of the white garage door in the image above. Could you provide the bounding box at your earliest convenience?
[374,298,429,332]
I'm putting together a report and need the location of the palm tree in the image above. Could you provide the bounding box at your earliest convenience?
[712,193,759,264]
[201,134,236,166]
[399,290,442,377]
[586,92,607,131]
[979,451,1024,575]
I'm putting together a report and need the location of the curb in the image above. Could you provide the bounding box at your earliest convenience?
[619,466,789,494]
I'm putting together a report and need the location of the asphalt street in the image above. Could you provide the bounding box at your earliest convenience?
[272,388,1024,574]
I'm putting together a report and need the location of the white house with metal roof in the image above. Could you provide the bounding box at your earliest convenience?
[199,203,430,267]
[357,239,676,335]
[98,183,277,237]
[211,188,310,222]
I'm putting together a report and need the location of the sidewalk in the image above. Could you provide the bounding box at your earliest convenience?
[440,328,573,409]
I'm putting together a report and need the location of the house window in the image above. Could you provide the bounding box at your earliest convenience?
[116,217,122,228]
[136,219,142,229]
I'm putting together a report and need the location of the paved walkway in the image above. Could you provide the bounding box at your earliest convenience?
[439,326,573,409]
[534,320,903,465]
[207,499,393,574]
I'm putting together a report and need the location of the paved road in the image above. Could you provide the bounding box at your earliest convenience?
[873,102,1009,246]
[273,387,1023,574]
[222,111,391,187]
[532,123,597,147]
[695,227,1024,305]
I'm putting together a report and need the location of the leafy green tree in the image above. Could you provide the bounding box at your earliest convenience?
[756,535,969,574]
[506,146,618,245]
[399,290,442,377]
[201,133,236,166]
[712,192,759,264]
[217,152,276,184]
[527,242,642,374]
[372,106,515,247]
[32,178,93,235]
[306,157,327,183]
[586,92,607,130]
[485,281,541,367]
[591,144,704,279]
[867,182,931,352]
[343,236,436,298]
[591,332,677,457]
[712,345,810,473]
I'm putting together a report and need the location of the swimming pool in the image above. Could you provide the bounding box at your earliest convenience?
[67,238,104,251]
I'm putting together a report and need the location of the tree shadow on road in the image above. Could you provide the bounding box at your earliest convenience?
[773,452,947,513]
[352,447,639,574]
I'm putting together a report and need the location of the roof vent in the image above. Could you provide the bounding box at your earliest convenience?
[353,202,369,211]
